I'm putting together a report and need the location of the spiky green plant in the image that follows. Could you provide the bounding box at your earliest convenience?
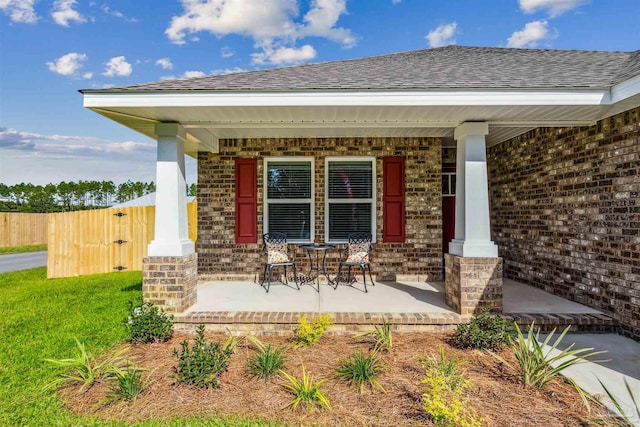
[105,363,147,403]
[245,335,287,382]
[335,350,386,393]
[43,338,128,392]
[489,322,607,388]
[279,364,331,411]
[590,377,640,426]
[355,319,393,352]
[422,347,467,391]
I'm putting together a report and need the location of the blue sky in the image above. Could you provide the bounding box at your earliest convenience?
[1,0,639,186]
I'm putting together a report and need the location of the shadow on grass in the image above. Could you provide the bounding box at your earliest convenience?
[121,282,142,293]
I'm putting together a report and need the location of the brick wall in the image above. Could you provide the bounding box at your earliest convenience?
[488,107,640,339]
[197,137,443,282]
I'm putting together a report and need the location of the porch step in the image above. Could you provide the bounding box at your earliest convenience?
[174,311,619,335]
[506,312,619,334]
[174,311,469,335]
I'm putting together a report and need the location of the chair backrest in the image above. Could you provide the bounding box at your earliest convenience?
[263,232,289,264]
[347,232,372,264]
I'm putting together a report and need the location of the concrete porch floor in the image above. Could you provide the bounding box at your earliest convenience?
[186,277,603,315]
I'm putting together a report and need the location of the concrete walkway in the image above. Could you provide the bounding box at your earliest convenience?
[544,333,640,426]
[0,251,47,273]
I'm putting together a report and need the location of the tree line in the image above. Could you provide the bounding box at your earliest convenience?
[0,180,158,213]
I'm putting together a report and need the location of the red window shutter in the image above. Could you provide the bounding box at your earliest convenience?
[235,158,257,243]
[383,156,405,243]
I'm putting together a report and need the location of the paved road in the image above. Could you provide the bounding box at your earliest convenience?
[0,251,47,273]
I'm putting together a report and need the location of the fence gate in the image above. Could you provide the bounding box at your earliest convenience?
[48,204,193,279]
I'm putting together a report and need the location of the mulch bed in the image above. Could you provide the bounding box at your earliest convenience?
[59,332,606,426]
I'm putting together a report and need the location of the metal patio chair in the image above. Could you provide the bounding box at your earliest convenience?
[260,232,299,293]
[335,232,375,292]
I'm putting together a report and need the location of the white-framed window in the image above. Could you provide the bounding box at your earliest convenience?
[325,157,376,243]
[442,173,456,196]
[263,157,314,243]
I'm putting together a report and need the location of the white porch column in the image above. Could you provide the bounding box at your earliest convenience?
[449,122,498,258]
[147,123,195,256]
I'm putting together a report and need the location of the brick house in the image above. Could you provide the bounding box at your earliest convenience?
[81,46,640,339]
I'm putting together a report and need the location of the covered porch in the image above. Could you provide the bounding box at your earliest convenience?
[80,46,640,338]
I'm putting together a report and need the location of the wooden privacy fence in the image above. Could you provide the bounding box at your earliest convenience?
[48,203,197,278]
[0,213,48,247]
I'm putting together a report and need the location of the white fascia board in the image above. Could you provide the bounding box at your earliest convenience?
[610,74,640,104]
[83,89,609,108]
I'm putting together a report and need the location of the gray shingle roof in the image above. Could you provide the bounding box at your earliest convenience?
[83,45,639,93]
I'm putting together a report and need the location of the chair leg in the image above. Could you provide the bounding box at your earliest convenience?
[361,265,368,293]
[293,264,300,289]
[283,266,288,285]
[335,263,343,289]
[367,264,374,286]
[347,266,352,286]
[266,265,273,293]
[260,264,268,287]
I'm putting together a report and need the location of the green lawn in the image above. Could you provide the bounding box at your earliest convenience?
[0,268,279,426]
[0,243,47,255]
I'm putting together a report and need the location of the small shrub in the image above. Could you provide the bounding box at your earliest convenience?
[355,319,393,352]
[245,335,287,382]
[422,347,467,391]
[452,309,516,350]
[422,348,481,427]
[105,363,147,403]
[126,301,173,344]
[280,364,331,411]
[172,325,233,389]
[489,322,606,388]
[293,314,333,347]
[335,350,386,393]
[43,339,128,392]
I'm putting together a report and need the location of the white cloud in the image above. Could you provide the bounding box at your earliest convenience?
[180,71,206,79]
[252,44,316,65]
[155,57,173,70]
[46,52,90,77]
[425,22,458,48]
[298,0,356,47]
[100,4,138,22]
[103,56,132,77]
[220,46,234,58]
[507,20,555,48]
[180,70,206,79]
[519,0,588,18]
[0,0,37,23]
[165,0,355,66]
[0,127,154,158]
[210,67,246,75]
[51,0,86,27]
[0,127,196,186]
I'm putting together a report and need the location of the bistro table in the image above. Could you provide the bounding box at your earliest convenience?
[298,243,336,292]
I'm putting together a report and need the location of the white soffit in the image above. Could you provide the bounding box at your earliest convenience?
[85,84,640,149]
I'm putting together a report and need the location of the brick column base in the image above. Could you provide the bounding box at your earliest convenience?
[445,254,503,315]
[142,253,197,314]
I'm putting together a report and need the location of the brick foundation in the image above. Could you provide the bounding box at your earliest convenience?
[142,253,198,314]
[488,106,640,340]
[445,254,503,315]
